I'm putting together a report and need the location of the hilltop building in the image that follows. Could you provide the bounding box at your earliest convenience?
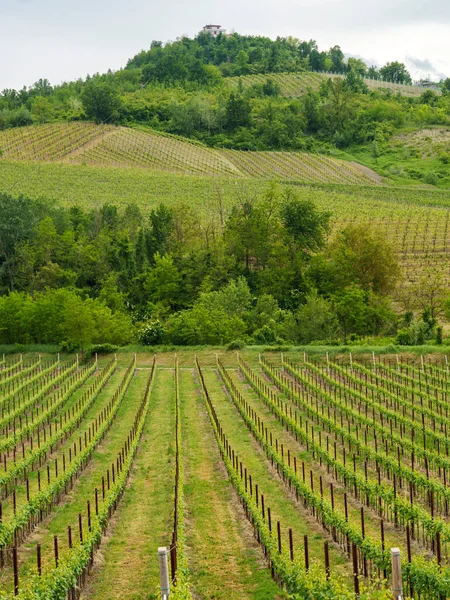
[203,24,226,37]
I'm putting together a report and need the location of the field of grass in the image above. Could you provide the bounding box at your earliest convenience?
[226,71,435,98]
[0,351,449,599]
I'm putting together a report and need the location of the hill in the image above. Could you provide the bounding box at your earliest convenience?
[227,71,430,98]
[0,123,381,185]
[1,154,450,304]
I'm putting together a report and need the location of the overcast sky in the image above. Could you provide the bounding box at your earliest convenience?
[1,0,449,90]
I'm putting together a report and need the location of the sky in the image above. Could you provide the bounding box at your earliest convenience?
[1,0,449,90]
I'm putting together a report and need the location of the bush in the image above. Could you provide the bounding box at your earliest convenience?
[252,325,284,345]
[227,339,246,350]
[423,172,439,186]
[395,328,412,346]
[138,320,164,345]
[60,341,81,353]
[90,343,119,354]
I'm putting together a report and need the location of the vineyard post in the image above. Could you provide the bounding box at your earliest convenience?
[391,548,403,600]
[37,544,42,576]
[12,547,18,596]
[304,535,309,571]
[352,543,359,597]
[158,547,170,600]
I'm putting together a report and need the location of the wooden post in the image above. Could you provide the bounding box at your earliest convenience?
[352,543,360,597]
[391,548,403,600]
[68,526,72,549]
[54,536,59,568]
[87,500,91,531]
[12,547,19,596]
[79,513,83,543]
[304,535,309,571]
[37,544,42,576]
[277,521,282,553]
[289,528,294,561]
[324,541,330,580]
[158,547,170,599]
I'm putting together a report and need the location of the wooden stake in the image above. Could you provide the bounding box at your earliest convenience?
[391,548,403,600]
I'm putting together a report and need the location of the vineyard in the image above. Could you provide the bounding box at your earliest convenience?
[2,157,450,300]
[0,350,450,599]
[227,71,435,98]
[0,123,380,184]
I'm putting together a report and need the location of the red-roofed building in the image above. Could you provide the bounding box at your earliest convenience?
[203,24,226,37]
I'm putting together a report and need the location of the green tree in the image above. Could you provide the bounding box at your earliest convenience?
[379,62,412,84]
[295,290,338,343]
[330,224,399,295]
[82,82,122,124]
[225,93,251,130]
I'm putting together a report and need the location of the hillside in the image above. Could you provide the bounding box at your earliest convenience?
[2,155,450,304]
[227,71,431,98]
[0,123,381,184]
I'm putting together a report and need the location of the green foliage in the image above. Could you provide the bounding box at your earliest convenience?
[379,61,412,84]
[82,82,122,124]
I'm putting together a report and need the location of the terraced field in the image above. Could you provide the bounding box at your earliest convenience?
[0,123,380,184]
[0,350,449,599]
[227,71,436,98]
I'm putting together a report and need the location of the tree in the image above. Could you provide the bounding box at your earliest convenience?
[82,82,121,124]
[144,253,181,308]
[280,194,330,258]
[295,290,338,343]
[225,93,251,130]
[332,285,369,342]
[328,45,346,73]
[31,96,54,123]
[344,69,368,94]
[0,194,41,291]
[379,62,412,85]
[330,224,399,296]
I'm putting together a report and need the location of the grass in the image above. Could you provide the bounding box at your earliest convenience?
[180,367,283,599]
[81,367,175,600]
[200,367,351,578]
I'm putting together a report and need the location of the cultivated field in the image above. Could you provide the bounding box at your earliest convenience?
[2,157,450,302]
[0,351,449,599]
[0,123,380,184]
[227,71,436,98]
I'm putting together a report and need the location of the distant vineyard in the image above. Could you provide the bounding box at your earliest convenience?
[227,71,433,98]
[0,123,381,185]
[1,158,450,304]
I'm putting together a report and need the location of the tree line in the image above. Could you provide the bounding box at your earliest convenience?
[0,188,443,349]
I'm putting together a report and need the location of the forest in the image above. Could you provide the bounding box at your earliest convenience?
[0,188,442,349]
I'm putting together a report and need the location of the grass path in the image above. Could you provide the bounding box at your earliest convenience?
[181,368,283,600]
[80,367,175,600]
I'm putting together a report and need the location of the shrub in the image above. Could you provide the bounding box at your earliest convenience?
[90,343,119,354]
[227,339,246,350]
[138,320,164,345]
[423,172,439,186]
